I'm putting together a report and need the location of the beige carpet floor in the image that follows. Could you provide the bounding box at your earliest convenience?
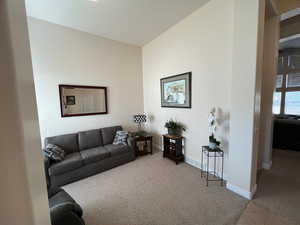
[236,202,296,225]
[252,149,300,224]
[64,152,248,225]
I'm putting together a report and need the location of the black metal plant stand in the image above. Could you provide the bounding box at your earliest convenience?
[201,146,224,187]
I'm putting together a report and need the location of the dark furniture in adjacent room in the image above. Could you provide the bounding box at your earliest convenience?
[201,146,224,187]
[44,126,135,187]
[163,134,184,164]
[273,118,300,151]
[134,135,153,156]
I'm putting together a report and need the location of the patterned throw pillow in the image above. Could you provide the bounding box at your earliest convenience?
[44,144,65,161]
[113,131,128,145]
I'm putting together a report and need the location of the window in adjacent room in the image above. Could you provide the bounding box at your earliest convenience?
[285,91,300,115]
[272,91,281,115]
[273,73,300,116]
[273,50,300,116]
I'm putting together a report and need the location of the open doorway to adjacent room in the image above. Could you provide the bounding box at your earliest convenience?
[255,6,300,224]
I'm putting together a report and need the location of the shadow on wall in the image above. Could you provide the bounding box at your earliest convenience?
[144,114,162,150]
[217,107,230,155]
[147,114,155,123]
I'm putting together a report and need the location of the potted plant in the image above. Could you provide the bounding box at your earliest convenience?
[164,119,186,136]
[209,134,220,150]
[208,108,220,149]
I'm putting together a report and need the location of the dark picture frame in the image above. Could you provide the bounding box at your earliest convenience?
[160,72,192,108]
[59,84,108,117]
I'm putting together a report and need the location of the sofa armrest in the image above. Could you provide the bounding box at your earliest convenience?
[48,186,63,198]
[44,156,51,169]
[50,203,85,225]
[43,156,52,188]
[127,137,136,150]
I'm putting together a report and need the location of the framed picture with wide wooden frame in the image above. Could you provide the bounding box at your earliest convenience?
[59,84,108,117]
[160,72,192,108]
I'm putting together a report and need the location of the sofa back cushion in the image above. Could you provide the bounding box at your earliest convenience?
[78,129,103,151]
[101,126,122,145]
[45,133,78,155]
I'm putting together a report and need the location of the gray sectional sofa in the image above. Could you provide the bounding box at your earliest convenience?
[44,126,135,187]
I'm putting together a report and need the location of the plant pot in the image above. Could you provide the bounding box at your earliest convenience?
[209,142,217,150]
[168,128,181,136]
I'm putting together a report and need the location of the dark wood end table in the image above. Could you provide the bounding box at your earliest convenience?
[133,135,153,156]
[163,134,184,164]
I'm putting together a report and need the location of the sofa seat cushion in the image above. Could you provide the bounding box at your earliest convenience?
[80,147,110,165]
[49,153,83,176]
[104,144,131,156]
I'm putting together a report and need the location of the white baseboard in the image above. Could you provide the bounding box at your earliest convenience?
[162,152,257,200]
[185,156,228,180]
[186,157,259,200]
[262,161,272,170]
[185,157,202,170]
[226,183,257,200]
[153,143,162,151]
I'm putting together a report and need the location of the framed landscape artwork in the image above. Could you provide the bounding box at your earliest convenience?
[160,72,192,108]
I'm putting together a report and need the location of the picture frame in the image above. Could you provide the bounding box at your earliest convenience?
[59,85,108,117]
[160,72,192,108]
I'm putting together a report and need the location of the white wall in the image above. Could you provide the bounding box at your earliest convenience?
[251,0,266,191]
[228,0,264,196]
[143,0,234,176]
[0,1,50,225]
[143,0,265,199]
[28,18,144,143]
[259,15,280,169]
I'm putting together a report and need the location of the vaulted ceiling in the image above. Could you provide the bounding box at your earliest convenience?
[25,0,210,46]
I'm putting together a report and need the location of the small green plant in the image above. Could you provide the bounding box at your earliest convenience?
[164,119,186,132]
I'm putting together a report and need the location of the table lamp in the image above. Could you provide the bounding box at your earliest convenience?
[133,114,147,131]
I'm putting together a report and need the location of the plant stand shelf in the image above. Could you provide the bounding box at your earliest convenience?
[201,146,224,187]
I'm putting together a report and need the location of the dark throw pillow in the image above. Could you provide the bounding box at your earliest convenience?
[44,144,65,162]
[113,131,128,145]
